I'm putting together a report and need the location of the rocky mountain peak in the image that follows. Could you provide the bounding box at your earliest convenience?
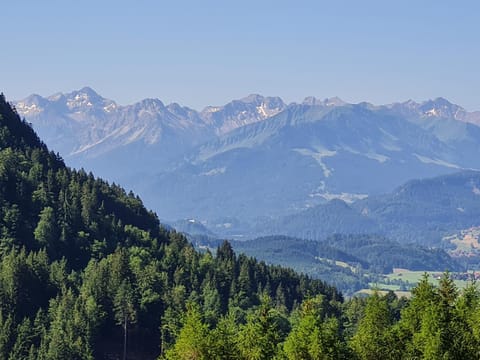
[302,96,346,107]
[240,94,265,104]
[420,97,464,119]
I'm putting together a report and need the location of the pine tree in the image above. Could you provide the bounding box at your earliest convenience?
[349,292,392,359]
[284,296,347,360]
[0,311,13,360]
[34,206,58,254]
[209,312,240,360]
[164,302,210,360]
[238,296,282,360]
[113,280,137,360]
[45,289,93,360]
[8,317,33,360]
[201,279,222,326]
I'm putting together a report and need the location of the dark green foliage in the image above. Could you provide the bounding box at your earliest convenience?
[228,235,369,294]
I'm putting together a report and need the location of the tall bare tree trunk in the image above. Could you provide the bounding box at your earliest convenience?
[123,314,127,360]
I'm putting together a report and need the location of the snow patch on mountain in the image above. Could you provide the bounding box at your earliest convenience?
[308,189,368,204]
[200,94,287,135]
[364,152,389,163]
[200,167,226,176]
[379,127,399,141]
[15,102,41,115]
[473,185,480,196]
[103,103,117,113]
[413,154,461,169]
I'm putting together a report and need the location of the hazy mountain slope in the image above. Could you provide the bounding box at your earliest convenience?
[254,199,379,240]
[258,171,480,246]
[144,104,480,222]
[355,170,480,245]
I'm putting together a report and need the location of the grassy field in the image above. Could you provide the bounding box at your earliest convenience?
[387,270,438,283]
[368,283,402,291]
[355,289,412,299]
[355,269,476,298]
[315,257,358,272]
[386,270,471,289]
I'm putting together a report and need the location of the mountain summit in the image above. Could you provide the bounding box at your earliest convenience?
[200,94,287,134]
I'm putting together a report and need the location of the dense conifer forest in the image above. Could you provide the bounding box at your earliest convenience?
[2,94,480,359]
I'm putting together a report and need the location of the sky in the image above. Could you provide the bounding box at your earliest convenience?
[3,0,480,110]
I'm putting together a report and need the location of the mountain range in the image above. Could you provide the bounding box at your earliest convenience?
[15,88,480,240]
[15,88,286,175]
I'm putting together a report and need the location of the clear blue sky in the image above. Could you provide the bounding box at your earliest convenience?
[3,0,480,110]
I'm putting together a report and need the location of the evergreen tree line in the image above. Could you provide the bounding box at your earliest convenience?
[165,273,480,360]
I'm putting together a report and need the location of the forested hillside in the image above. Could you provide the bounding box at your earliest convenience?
[251,170,480,248]
[165,273,480,360]
[0,94,339,359]
[192,234,460,294]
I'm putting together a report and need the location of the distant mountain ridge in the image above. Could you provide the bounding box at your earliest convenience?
[15,88,288,160]
[15,88,480,225]
[15,87,212,177]
[254,170,480,247]
[16,88,480,165]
